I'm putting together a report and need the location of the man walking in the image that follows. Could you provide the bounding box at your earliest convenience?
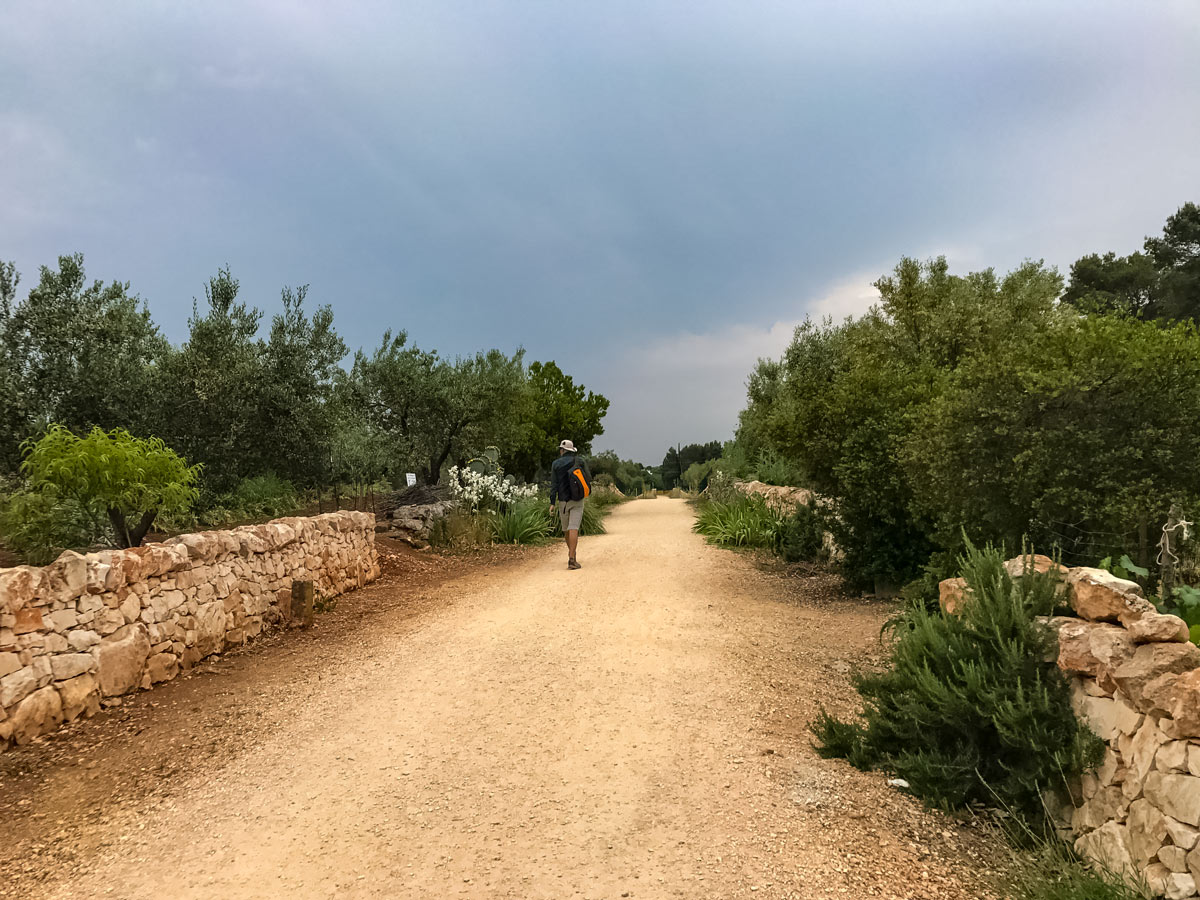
[549,439,591,570]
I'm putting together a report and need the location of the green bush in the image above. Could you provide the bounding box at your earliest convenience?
[779,501,828,563]
[490,500,551,545]
[812,542,1103,824]
[21,425,200,548]
[201,474,300,526]
[693,495,786,550]
[0,487,104,564]
[753,448,806,487]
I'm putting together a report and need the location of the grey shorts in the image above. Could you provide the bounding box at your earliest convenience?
[557,499,584,532]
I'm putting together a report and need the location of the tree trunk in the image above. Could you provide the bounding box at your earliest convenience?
[107,508,157,548]
[128,510,157,547]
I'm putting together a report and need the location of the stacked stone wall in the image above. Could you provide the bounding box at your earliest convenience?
[0,511,379,752]
[941,560,1200,899]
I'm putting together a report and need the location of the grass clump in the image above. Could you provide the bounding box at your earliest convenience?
[693,494,786,550]
[490,500,552,545]
[1003,833,1149,900]
[812,540,1103,825]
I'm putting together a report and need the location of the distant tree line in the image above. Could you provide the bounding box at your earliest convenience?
[0,255,609,501]
[727,201,1200,589]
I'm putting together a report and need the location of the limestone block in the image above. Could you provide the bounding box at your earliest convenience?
[1112,644,1200,713]
[1073,785,1129,832]
[142,653,179,687]
[30,655,51,686]
[1149,864,1199,900]
[1191,746,1200,778]
[1162,844,1190,872]
[47,608,78,632]
[0,666,38,707]
[1129,718,1171,784]
[1129,797,1170,866]
[83,606,118,637]
[193,601,226,658]
[56,673,99,721]
[1130,613,1191,644]
[45,551,88,603]
[1145,671,1200,739]
[1146,772,1200,826]
[84,562,111,595]
[96,624,150,697]
[1167,817,1200,850]
[77,594,104,615]
[0,567,41,615]
[1160,742,1192,774]
[43,633,68,653]
[67,630,101,651]
[1067,567,1154,623]
[117,594,141,625]
[0,652,20,679]
[1076,820,1135,876]
[177,532,217,562]
[1057,620,1137,691]
[9,685,63,744]
[13,607,44,634]
[1075,692,1143,742]
[50,653,94,681]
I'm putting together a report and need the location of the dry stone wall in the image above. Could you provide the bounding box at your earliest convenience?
[0,511,379,752]
[940,559,1200,899]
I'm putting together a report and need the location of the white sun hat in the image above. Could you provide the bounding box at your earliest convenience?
[559,439,577,452]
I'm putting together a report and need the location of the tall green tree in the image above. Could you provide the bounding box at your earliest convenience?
[253,285,347,486]
[156,267,263,491]
[1061,251,1158,318]
[1145,201,1200,321]
[0,254,167,471]
[510,361,609,480]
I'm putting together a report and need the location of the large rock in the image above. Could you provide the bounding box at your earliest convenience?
[1128,797,1169,866]
[1143,670,1200,738]
[1146,772,1200,827]
[45,550,88,603]
[49,653,94,682]
[194,601,227,658]
[1073,785,1129,832]
[96,624,150,697]
[1167,817,1200,851]
[0,566,41,614]
[1112,643,1200,713]
[0,666,38,708]
[1067,567,1154,624]
[56,673,99,721]
[1075,820,1135,876]
[1056,619,1136,691]
[1128,717,1170,785]
[1074,692,1143,741]
[9,685,63,744]
[938,577,969,615]
[1129,613,1191,644]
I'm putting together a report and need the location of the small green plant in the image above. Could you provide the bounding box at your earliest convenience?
[490,500,552,545]
[1098,553,1149,582]
[812,540,1103,826]
[428,509,493,549]
[313,591,339,614]
[1002,829,1149,900]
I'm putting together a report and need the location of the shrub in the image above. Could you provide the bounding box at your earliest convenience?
[490,500,552,545]
[0,487,103,564]
[693,495,786,550]
[779,501,828,563]
[21,425,200,548]
[704,469,743,504]
[199,474,300,526]
[753,448,806,487]
[428,509,492,549]
[812,542,1103,824]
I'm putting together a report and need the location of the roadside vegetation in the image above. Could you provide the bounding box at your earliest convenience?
[0,257,609,561]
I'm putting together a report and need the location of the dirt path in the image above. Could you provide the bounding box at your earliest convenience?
[1,499,1008,899]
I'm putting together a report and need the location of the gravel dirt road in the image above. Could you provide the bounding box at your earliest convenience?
[1,499,1008,899]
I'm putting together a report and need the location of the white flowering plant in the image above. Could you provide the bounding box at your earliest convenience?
[446,465,538,511]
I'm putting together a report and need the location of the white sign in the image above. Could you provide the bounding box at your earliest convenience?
[406,473,417,487]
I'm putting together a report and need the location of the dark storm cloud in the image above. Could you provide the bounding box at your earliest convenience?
[2,1,1199,461]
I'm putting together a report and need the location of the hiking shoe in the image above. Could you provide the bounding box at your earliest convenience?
[568,559,582,570]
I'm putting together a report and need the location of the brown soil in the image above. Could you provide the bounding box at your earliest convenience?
[0,500,1009,899]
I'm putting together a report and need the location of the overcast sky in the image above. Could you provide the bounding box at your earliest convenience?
[2,2,1199,463]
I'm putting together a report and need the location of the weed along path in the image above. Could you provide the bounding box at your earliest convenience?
[5,499,1006,900]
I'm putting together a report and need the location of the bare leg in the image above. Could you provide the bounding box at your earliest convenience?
[567,529,579,561]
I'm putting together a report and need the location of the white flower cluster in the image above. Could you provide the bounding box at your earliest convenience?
[447,465,538,510]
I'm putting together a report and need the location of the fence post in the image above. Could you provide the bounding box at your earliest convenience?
[1160,504,1181,602]
[291,580,315,628]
